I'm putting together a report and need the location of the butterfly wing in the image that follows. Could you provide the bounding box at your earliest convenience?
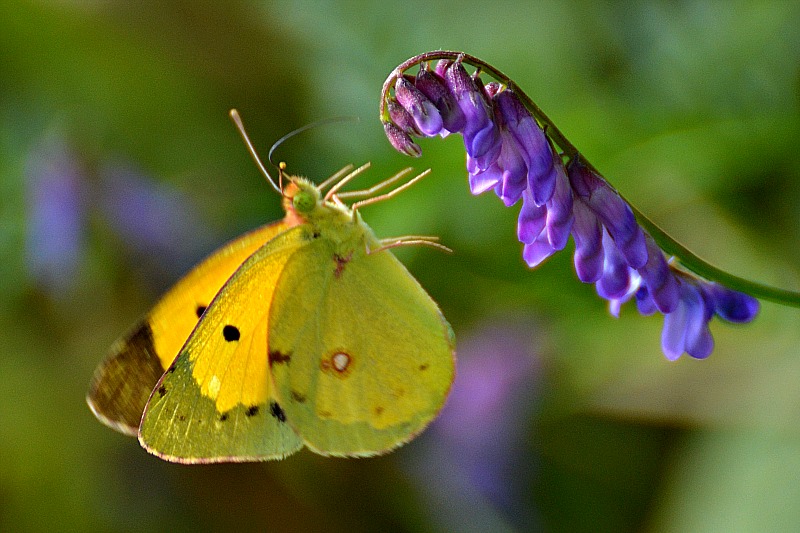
[268,237,456,457]
[87,221,289,436]
[138,226,308,463]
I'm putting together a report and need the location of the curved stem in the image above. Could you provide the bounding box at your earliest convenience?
[382,50,800,308]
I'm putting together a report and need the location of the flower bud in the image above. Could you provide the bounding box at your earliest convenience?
[387,97,420,136]
[706,283,759,323]
[395,77,443,137]
[383,122,422,157]
[434,59,451,78]
[483,82,503,99]
[415,66,464,133]
[444,62,499,160]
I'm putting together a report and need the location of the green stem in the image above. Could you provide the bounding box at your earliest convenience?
[382,50,800,308]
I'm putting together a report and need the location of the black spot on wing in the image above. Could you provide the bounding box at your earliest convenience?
[269,401,287,423]
[419,363,429,371]
[220,413,229,422]
[222,325,240,342]
[268,350,292,366]
[157,385,167,398]
[245,405,260,417]
[195,305,207,318]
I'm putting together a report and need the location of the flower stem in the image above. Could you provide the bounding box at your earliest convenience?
[382,50,800,308]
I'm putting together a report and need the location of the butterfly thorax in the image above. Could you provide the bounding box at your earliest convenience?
[282,177,378,258]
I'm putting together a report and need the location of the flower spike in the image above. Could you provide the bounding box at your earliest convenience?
[380,50,800,360]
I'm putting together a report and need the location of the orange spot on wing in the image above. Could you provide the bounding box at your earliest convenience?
[320,349,354,379]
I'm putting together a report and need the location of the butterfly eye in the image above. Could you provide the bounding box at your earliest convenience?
[292,189,316,214]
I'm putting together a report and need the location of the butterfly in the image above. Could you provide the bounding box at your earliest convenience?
[86,110,456,463]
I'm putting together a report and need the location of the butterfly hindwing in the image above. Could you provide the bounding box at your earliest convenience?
[268,236,456,456]
[138,226,308,463]
[87,221,289,435]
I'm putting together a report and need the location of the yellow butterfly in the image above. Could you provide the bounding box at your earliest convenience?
[86,110,455,462]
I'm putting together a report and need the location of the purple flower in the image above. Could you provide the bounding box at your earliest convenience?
[433,59,451,78]
[466,89,558,209]
[25,137,87,295]
[568,160,647,269]
[387,97,421,136]
[98,165,215,281]
[661,279,715,360]
[571,200,604,283]
[604,265,759,360]
[637,237,680,314]
[706,283,760,323]
[517,157,574,267]
[382,60,761,360]
[414,65,464,134]
[395,77,444,137]
[443,62,500,166]
[494,90,555,206]
[635,285,658,316]
[383,122,421,157]
[597,231,634,301]
[542,158,574,250]
[469,107,527,204]
[519,193,554,267]
[517,187,547,244]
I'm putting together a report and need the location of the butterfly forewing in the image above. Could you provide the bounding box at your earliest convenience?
[87,221,289,435]
[138,226,307,463]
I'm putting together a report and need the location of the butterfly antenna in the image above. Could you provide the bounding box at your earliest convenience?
[229,109,282,194]
[277,161,287,192]
[267,115,359,175]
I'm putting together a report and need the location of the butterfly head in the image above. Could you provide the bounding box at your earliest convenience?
[281,177,320,216]
[281,176,347,229]
[285,177,320,215]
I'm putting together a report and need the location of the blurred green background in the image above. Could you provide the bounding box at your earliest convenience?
[2,1,800,531]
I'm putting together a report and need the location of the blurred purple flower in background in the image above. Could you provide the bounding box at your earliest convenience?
[404,318,541,531]
[97,165,215,288]
[382,57,759,360]
[24,134,215,296]
[25,136,87,295]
